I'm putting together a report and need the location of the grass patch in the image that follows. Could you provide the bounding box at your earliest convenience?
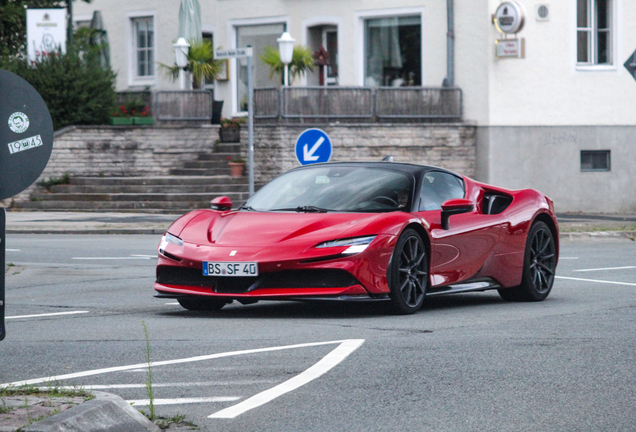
[37,172,71,190]
[0,382,94,400]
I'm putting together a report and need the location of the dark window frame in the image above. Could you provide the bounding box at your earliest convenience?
[581,150,611,172]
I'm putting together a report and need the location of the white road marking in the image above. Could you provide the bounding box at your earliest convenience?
[559,257,579,260]
[131,254,157,258]
[556,276,636,287]
[164,302,180,305]
[1,339,365,388]
[208,339,365,419]
[130,397,240,406]
[6,311,89,320]
[574,266,636,272]
[54,380,276,390]
[6,249,20,252]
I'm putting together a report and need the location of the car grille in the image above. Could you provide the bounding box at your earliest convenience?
[156,266,360,294]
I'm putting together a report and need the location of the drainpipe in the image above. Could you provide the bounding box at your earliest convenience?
[446,0,454,87]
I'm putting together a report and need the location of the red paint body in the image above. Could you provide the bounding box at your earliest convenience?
[155,167,559,301]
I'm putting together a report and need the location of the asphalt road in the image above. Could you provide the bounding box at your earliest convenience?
[2,234,636,431]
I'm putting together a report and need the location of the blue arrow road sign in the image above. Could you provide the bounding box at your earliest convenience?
[295,128,332,165]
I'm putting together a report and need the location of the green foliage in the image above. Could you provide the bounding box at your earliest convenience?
[259,45,316,83]
[0,35,116,130]
[159,39,223,89]
[0,0,92,57]
[141,321,156,422]
[37,172,70,189]
[113,94,151,117]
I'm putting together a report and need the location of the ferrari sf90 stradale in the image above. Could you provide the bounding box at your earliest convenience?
[155,162,558,314]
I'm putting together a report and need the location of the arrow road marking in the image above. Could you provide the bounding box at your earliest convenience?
[209,339,364,419]
[303,136,324,161]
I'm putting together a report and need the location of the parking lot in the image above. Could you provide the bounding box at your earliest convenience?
[2,233,636,431]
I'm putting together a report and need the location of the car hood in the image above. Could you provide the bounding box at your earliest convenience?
[176,210,402,247]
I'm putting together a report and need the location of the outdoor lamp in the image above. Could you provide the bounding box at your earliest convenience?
[174,37,190,69]
[277,32,295,86]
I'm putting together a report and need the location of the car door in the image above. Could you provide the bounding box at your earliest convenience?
[415,171,503,287]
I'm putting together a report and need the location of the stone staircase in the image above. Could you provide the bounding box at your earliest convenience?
[16,143,249,213]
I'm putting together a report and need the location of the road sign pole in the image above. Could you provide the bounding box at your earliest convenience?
[247,53,255,196]
[0,208,5,341]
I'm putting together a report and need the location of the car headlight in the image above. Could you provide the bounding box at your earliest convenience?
[159,232,183,254]
[315,235,376,255]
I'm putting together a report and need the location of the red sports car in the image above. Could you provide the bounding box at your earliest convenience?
[155,162,558,314]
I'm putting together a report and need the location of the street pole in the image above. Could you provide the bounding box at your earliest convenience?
[67,0,73,46]
[247,54,255,196]
[284,64,289,87]
[0,208,5,341]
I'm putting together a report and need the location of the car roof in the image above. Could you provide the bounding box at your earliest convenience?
[289,161,462,178]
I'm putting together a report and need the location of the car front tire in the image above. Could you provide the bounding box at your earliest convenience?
[387,229,429,315]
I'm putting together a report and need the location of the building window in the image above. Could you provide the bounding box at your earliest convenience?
[364,15,421,87]
[581,150,611,171]
[133,17,154,78]
[202,32,214,88]
[236,23,286,112]
[577,0,612,65]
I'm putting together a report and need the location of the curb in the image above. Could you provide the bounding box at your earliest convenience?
[560,230,636,240]
[7,229,165,235]
[23,391,161,432]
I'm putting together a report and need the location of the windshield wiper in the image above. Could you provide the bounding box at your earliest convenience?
[270,206,331,213]
[296,205,330,213]
[238,205,257,211]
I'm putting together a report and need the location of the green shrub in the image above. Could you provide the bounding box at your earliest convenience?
[0,38,116,130]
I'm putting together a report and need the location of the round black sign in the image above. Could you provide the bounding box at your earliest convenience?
[0,69,54,200]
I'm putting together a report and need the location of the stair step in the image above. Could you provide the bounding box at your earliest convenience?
[31,192,249,202]
[16,200,234,212]
[70,176,248,186]
[169,168,241,176]
[182,161,231,169]
[216,143,241,153]
[50,184,249,194]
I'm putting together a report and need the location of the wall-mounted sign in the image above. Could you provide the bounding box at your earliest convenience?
[26,8,67,63]
[495,1,526,34]
[624,50,636,82]
[214,48,253,59]
[496,38,525,59]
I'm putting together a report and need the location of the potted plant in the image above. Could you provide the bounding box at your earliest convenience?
[219,117,245,142]
[259,45,316,84]
[109,105,134,125]
[227,156,246,178]
[109,95,155,125]
[160,39,223,89]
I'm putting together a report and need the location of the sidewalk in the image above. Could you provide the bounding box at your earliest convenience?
[4,210,636,237]
[5,211,180,235]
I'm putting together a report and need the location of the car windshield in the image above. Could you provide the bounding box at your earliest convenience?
[244,166,414,212]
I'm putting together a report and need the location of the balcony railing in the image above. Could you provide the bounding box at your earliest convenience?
[255,86,462,123]
[153,90,213,121]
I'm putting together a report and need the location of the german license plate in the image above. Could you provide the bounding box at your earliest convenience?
[203,262,258,277]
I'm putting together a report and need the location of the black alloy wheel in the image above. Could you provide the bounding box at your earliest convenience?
[388,229,428,314]
[499,221,557,302]
[178,297,228,311]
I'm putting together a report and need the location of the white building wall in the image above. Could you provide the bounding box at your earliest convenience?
[485,0,636,126]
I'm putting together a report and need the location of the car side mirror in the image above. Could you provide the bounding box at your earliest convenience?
[211,196,233,211]
[441,198,474,230]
